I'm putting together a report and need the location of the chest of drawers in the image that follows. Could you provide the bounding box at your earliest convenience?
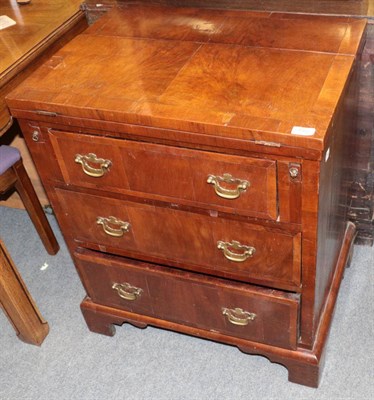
[6,5,366,387]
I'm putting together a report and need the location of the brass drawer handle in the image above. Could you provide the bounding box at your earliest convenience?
[222,307,256,326]
[112,282,143,301]
[217,240,256,262]
[96,216,131,237]
[207,173,249,200]
[75,153,112,177]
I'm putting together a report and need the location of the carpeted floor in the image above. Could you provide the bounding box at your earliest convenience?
[0,206,373,400]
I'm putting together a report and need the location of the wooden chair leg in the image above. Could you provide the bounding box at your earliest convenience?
[12,160,59,255]
[0,240,49,346]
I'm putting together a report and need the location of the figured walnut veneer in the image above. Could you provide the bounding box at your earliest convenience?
[6,5,365,387]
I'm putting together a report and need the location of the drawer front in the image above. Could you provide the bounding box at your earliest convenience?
[56,189,301,290]
[75,249,299,350]
[49,129,278,220]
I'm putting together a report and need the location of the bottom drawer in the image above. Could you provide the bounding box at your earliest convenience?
[75,249,299,350]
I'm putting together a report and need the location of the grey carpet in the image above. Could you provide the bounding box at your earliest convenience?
[0,206,373,400]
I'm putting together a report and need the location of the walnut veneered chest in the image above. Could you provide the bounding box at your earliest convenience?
[6,5,366,387]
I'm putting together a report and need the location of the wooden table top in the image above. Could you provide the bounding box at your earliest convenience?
[0,0,83,134]
[0,0,82,79]
[6,5,367,151]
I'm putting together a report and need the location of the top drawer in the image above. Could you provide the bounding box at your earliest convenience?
[48,129,277,220]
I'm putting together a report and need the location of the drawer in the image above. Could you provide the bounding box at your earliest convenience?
[75,249,300,350]
[48,129,278,220]
[56,189,301,290]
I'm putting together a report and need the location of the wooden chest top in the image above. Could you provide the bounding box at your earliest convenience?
[6,5,366,152]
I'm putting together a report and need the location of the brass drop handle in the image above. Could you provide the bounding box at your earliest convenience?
[75,153,112,177]
[207,173,249,200]
[222,307,256,326]
[112,283,143,301]
[96,216,131,237]
[217,240,256,262]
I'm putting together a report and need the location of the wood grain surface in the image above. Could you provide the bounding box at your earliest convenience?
[0,0,84,133]
[6,6,366,152]
[6,4,365,387]
[56,188,301,291]
[48,129,278,220]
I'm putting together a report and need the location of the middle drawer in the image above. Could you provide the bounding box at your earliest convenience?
[56,189,301,291]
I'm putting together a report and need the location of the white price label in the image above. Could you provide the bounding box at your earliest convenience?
[0,15,16,30]
[291,126,316,136]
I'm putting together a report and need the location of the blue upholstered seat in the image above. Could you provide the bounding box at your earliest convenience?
[0,145,21,175]
[0,144,59,254]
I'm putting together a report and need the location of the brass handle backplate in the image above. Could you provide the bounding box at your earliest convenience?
[207,173,249,200]
[75,153,112,177]
[96,216,131,237]
[217,240,256,262]
[112,282,143,301]
[222,307,256,326]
